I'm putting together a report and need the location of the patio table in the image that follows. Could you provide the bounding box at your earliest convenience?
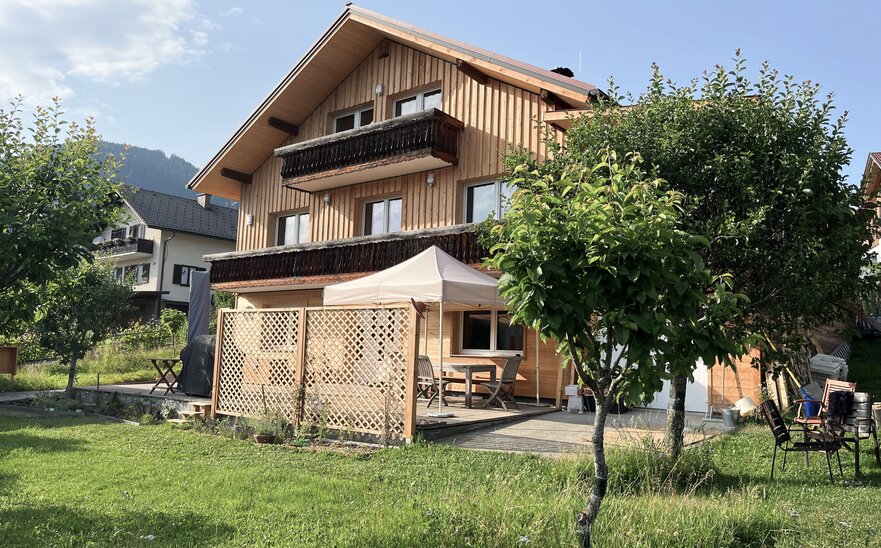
[445,364,496,409]
[149,357,181,395]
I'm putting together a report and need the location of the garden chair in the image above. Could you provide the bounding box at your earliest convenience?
[479,356,522,411]
[761,399,842,483]
[793,379,856,459]
[416,355,452,408]
[825,391,881,477]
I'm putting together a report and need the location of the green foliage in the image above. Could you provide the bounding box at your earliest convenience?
[0,97,123,332]
[210,290,234,333]
[139,413,156,425]
[251,409,290,440]
[159,308,187,348]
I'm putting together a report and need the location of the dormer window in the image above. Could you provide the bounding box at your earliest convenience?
[394,88,441,117]
[334,106,374,133]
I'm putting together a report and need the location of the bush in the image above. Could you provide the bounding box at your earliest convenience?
[139,413,156,425]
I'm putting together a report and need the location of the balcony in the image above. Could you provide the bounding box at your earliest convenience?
[275,108,464,192]
[99,237,154,259]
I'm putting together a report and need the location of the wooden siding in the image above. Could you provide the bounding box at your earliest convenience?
[236,40,558,251]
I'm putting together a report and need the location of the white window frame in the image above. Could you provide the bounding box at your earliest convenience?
[463,179,511,223]
[394,88,442,117]
[363,196,402,236]
[458,310,523,356]
[333,105,375,133]
[124,263,150,285]
[276,211,310,246]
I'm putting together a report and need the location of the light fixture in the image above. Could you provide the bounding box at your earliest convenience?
[245,213,254,226]
[426,173,435,187]
[323,192,332,205]
[375,83,384,96]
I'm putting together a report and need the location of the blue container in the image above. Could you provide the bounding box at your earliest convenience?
[799,387,820,417]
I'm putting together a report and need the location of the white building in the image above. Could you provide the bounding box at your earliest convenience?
[96,188,237,322]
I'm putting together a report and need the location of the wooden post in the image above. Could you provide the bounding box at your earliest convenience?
[403,305,421,440]
[294,308,308,425]
[555,357,566,409]
[210,309,226,417]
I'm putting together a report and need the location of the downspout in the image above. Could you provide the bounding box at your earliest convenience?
[158,231,177,317]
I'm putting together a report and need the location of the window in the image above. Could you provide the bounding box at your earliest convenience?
[110,227,127,240]
[394,88,442,117]
[113,267,124,281]
[276,212,310,245]
[460,311,523,354]
[464,180,513,223]
[127,224,142,238]
[173,264,206,287]
[123,263,150,285]
[363,197,402,236]
[334,106,374,133]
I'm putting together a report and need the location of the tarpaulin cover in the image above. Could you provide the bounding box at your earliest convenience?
[177,334,215,397]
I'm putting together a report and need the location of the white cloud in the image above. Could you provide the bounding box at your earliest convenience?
[218,7,242,17]
[0,0,215,104]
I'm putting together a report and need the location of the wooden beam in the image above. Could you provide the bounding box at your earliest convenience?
[540,89,571,110]
[220,167,253,185]
[456,59,487,85]
[268,116,299,136]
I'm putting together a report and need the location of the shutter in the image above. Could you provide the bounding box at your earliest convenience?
[172,264,182,285]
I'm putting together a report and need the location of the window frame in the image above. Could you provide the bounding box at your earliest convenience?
[275,210,310,246]
[463,179,511,223]
[333,105,375,133]
[393,87,442,117]
[458,310,524,356]
[363,196,403,236]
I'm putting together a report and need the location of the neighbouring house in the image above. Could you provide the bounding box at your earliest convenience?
[188,4,759,412]
[96,187,237,322]
[864,152,881,263]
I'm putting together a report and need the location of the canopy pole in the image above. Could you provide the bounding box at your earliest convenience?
[438,300,444,415]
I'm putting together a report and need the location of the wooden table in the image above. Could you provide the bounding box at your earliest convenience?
[149,358,181,395]
[446,364,496,409]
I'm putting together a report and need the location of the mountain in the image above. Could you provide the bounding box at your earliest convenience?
[97,142,237,208]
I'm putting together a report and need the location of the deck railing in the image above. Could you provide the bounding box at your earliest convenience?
[101,238,154,256]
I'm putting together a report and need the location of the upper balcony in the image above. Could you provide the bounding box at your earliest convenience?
[274,108,464,193]
[98,237,154,259]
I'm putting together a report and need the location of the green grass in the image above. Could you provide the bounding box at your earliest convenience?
[0,347,179,392]
[1,415,881,547]
[847,336,881,400]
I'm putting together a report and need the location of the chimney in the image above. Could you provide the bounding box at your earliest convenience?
[197,193,211,209]
[551,67,574,78]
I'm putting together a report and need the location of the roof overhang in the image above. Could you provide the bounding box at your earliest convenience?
[187,4,599,202]
[864,153,881,201]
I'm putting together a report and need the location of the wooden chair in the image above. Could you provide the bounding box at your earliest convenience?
[761,399,842,483]
[826,392,881,477]
[793,379,856,454]
[479,356,522,411]
[416,355,452,408]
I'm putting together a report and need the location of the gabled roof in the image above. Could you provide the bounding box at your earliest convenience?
[864,153,881,200]
[123,187,238,241]
[188,4,600,201]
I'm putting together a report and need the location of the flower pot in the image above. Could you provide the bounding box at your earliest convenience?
[254,434,275,444]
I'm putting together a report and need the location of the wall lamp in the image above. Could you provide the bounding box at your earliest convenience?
[426,172,435,187]
[323,192,332,206]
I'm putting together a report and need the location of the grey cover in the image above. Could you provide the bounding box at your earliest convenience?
[177,334,215,397]
[187,271,210,343]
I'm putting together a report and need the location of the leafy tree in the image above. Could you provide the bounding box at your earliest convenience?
[159,308,188,349]
[553,53,881,456]
[0,97,123,332]
[484,152,741,547]
[34,261,132,396]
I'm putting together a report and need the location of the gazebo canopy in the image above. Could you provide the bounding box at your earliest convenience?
[322,245,504,308]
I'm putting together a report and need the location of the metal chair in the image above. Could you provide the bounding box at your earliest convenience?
[479,356,522,410]
[416,355,452,408]
[826,391,881,477]
[761,399,842,483]
[793,379,856,463]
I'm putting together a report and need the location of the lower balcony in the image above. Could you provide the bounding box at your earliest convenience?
[99,238,154,259]
[274,108,464,193]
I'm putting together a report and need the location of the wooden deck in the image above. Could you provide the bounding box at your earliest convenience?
[416,396,560,440]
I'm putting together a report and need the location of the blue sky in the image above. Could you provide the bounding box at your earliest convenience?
[2,1,878,184]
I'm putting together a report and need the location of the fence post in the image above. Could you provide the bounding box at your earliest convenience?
[403,305,421,441]
[294,308,308,426]
[210,308,226,417]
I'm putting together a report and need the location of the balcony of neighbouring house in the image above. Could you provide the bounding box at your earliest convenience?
[274,108,464,193]
[99,237,155,259]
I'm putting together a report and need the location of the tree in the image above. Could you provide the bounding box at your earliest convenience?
[484,152,741,547]
[555,53,881,457]
[34,261,132,396]
[160,308,188,349]
[0,97,123,332]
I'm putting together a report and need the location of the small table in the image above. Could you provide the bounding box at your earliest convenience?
[446,364,496,409]
[149,358,181,395]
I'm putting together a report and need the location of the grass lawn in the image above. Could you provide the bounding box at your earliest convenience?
[1,414,880,547]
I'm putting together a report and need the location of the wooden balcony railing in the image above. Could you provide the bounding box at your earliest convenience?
[274,109,464,192]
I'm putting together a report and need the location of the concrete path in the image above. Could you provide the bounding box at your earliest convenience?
[440,408,731,456]
[0,390,61,404]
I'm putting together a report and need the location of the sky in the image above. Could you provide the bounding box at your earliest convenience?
[1,0,879,185]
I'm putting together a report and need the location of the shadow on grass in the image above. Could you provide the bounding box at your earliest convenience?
[0,505,234,547]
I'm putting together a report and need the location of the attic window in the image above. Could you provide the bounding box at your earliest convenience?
[394,88,441,117]
[334,106,374,133]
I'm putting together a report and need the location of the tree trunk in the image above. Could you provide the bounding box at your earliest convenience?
[577,395,611,548]
[65,356,77,398]
[664,373,688,459]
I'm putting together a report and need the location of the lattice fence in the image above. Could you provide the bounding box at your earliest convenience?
[214,306,415,441]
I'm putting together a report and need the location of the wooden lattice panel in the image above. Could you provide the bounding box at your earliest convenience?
[216,309,301,423]
[302,308,410,440]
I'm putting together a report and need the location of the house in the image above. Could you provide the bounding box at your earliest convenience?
[188,4,756,411]
[97,187,237,321]
[863,152,881,263]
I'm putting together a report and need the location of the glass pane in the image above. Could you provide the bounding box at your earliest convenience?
[334,113,355,132]
[139,263,150,284]
[423,89,442,110]
[395,96,417,117]
[280,215,299,246]
[499,181,514,218]
[360,108,374,126]
[496,313,523,351]
[297,213,310,243]
[181,266,190,286]
[365,201,385,235]
[462,311,492,350]
[466,183,495,223]
[387,198,402,233]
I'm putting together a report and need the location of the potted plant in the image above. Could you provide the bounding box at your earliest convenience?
[253,409,288,444]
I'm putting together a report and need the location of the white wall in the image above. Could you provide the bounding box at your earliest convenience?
[98,203,162,292]
[644,359,709,414]
[158,230,234,304]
